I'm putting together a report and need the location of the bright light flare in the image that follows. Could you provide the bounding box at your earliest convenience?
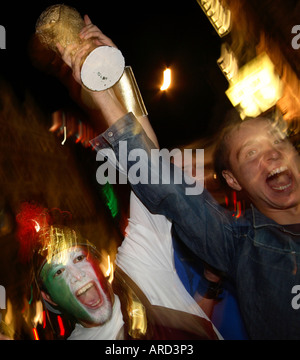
[106,255,114,284]
[32,328,40,340]
[99,250,114,284]
[160,68,171,91]
[33,301,44,328]
[32,220,40,232]
[225,52,283,119]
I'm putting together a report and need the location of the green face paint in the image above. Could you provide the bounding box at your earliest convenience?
[40,246,113,326]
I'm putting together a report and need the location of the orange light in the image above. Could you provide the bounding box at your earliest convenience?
[160,68,171,91]
[106,255,114,284]
[100,251,115,284]
[32,328,39,340]
[235,201,242,218]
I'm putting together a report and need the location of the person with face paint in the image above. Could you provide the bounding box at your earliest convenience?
[39,244,114,331]
[32,225,123,339]
[15,201,220,340]
[40,247,113,327]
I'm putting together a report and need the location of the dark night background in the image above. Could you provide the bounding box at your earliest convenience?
[0,0,231,149]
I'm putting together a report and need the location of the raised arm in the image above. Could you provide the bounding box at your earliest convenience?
[57,15,159,148]
[57,16,236,276]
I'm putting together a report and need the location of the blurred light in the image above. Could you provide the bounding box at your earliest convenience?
[217,43,238,81]
[32,328,39,340]
[197,0,231,37]
[106,255,114,284]
[225,53,283,119]
[33,301,44,328]
[129,299,147,337]
[43,310,46,329]
[61,126,67,145]
[233,191,237,213]
[225,195,229,207]
[75,121,83,143]
[100,250,115,284]
[57,315,65,337]
[106,255,112,277]
[28,286,33,305]
[32,220,40,233]
[102,182,119,218]
[3,299,14,339]
[236,201,242,218]
[160,68,171,91]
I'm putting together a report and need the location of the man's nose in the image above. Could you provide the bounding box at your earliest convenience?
[264,146,282,162]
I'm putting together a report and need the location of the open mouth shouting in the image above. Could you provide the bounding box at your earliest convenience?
[266,166,293,192]
[76,281,103,309]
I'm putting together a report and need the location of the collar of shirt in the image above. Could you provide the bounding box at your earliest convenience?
[251,205,300,235]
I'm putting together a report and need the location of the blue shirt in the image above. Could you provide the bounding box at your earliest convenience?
[91,112,300,340]
[172,235,249,340]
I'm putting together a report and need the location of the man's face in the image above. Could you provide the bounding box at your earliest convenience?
[40,246,113,327]
[224,118,300,212]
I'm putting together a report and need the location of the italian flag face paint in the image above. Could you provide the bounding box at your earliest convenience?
[40,246,113,326]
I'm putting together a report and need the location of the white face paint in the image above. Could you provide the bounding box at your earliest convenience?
[41,247,113,326]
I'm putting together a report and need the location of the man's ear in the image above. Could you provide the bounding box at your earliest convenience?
[222,170,242,191]
[41,290,58,306]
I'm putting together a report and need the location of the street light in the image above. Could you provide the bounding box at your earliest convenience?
[160,68,172,91]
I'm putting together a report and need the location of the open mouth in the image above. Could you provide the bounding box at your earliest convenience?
[76,281,103,309]
[266,166,293,192]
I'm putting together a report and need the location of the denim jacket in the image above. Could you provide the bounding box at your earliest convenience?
[91,112,300,340]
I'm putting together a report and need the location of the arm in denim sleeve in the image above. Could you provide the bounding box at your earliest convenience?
[90,112,237,276]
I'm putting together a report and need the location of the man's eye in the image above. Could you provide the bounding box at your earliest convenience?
[274,138,285,145]
[246,149,256,157]
[54,268,65,278]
